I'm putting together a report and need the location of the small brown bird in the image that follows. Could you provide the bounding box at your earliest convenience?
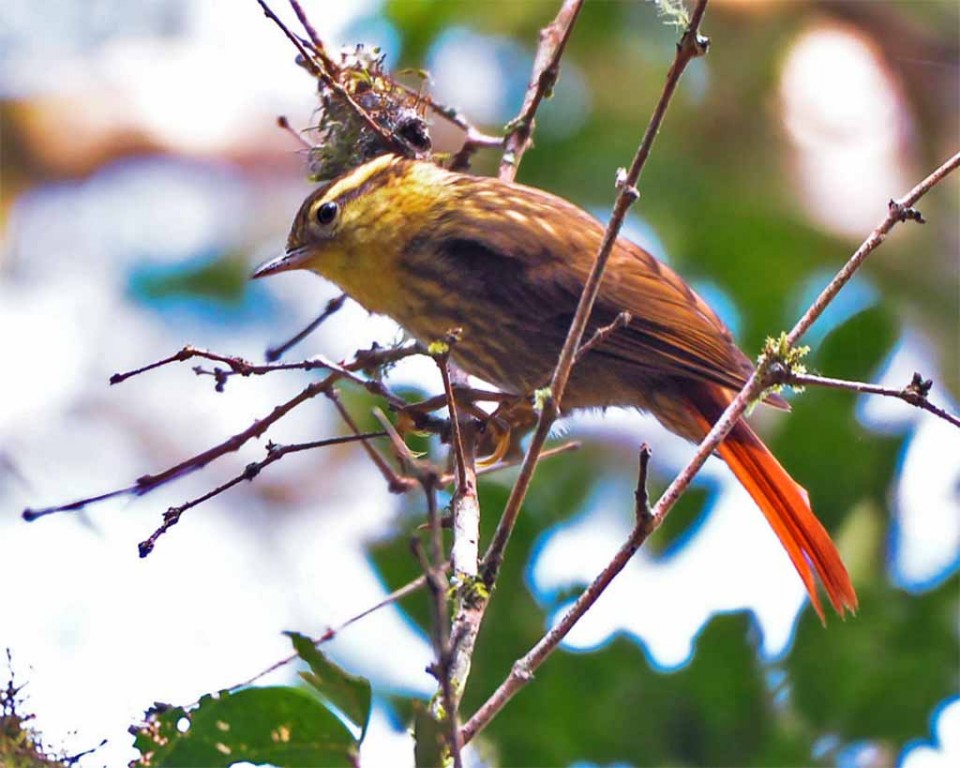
[254,154,857,621]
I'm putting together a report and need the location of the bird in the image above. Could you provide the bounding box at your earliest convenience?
[253,153,858,621]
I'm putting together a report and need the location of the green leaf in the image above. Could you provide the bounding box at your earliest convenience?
[788,572,959,746]
[469,613,817,766]
[130,687,356,767]
[286,631,373,742]
[129,254,249,304]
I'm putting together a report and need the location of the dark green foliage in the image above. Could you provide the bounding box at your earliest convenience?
[130,253,250,305]
[287,632,373,742]
[789,572,959,747]
[130,688,356,767]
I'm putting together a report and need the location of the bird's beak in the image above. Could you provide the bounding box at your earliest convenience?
[250,247,313,279]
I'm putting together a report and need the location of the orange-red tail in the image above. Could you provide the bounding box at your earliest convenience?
[688,393,857,622]
[717,423,857,621]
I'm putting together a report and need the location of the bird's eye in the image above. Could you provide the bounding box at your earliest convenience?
[315,201,339,227]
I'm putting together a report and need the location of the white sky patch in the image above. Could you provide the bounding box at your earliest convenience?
[427,27,529,126]
[859,330,960,588]
[901,699,960,768]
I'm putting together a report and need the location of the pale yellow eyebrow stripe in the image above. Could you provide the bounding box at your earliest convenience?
[322,154,399,202]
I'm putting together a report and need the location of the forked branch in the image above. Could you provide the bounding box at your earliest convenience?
[461,148,960,744]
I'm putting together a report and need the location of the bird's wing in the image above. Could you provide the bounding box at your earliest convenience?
[439,176,766,397]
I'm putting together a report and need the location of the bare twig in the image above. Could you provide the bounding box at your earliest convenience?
[328,389,415,493]
[433,340,469,490]
[448,128,507,172]
[137,432,385,557]
[286,0,337,72]
[415,479,463,768]
[254,0,413,156]
[498,0,586,181]
[773,369,960,430]
[785,153,960,348]
[482,0,711,591]
[276,115,314,150]
[205,569,437,701]
[575,311,633,363]
[475,441,580,477]
[109,342,418,387]
[266,293,348,361]
[463,445,656,744]
[24,344,420,521]
[461,145,960,745]
[634,444,653,522]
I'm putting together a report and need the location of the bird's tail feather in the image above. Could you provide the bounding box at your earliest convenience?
[688,392,858,622]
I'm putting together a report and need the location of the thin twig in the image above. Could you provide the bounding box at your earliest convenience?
[24,344,420,520]
[776,369,960,429]
[286,0,337,73]
[372,407,424,472]
[328,389,415,493]
[498,0,586,182]
[255,0,411,156]
[433,342,469,490]
[481,0,711,590]
[266,293,348,361]
[785,153,960,348]
[448,128,507,172]
[461,145,960,746]
[276,115,313,150]
[137,433,385,557]
[634,444,653,522]
[475,441,581,477]
[575,311,633,363]
[203,569,436,701]
[463,445,656,744]
[415,480,463,768]
[109,342,418,387]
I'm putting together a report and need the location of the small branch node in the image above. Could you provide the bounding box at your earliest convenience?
[906,371,933,399]
[614,167,640,201]
[511,662,534,683]
[576,311,633,362]
[888,199,926,224]
[634,443,653,525]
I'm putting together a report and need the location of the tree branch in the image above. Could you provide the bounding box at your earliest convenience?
[463,445,656,744]
[481,0,711,596]
[785,153,960,348]
[204,568,438,702]
[265,293,347,361]
[137,432,385,557]
[23,343,420,522]
[773,369,960,429]
[498,0,586,181]
[461,145,960,745]
[414,479,463,768]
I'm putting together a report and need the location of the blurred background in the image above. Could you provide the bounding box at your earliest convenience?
[1,0,957,766]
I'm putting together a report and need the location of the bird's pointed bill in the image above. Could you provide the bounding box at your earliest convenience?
[251,247,313,279]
